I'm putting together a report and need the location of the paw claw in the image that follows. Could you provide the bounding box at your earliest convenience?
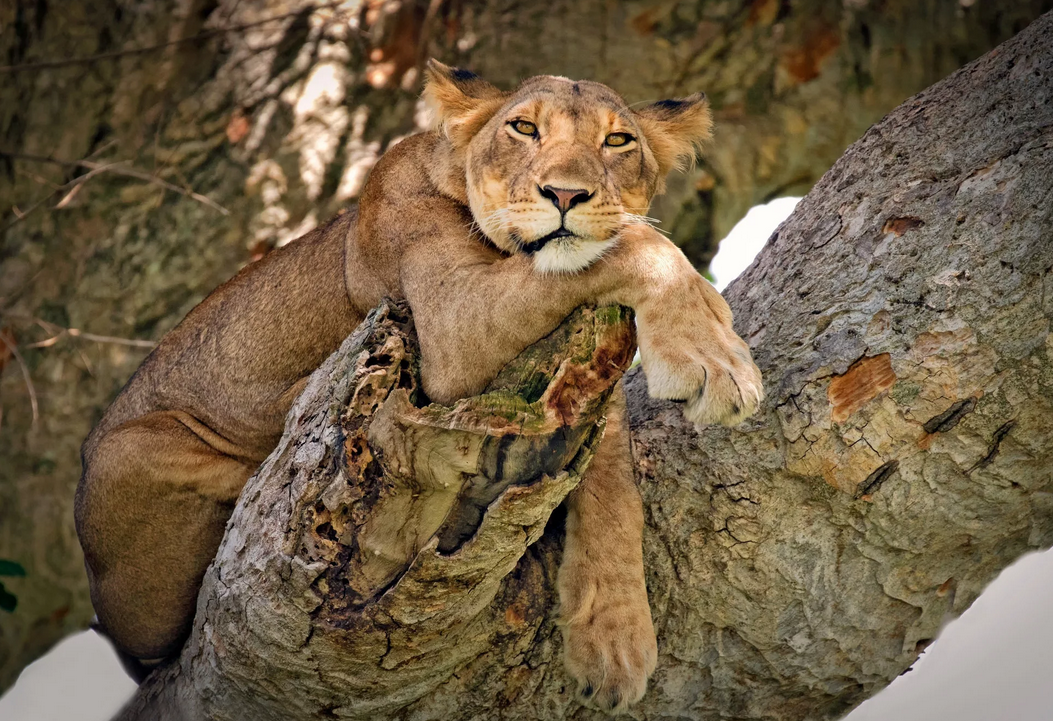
[645,341,763,428]
[636,278,764,428]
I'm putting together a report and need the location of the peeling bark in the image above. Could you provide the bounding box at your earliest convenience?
[119,13,1053,720]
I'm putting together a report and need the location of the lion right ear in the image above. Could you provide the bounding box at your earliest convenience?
[423,60,508,149]
[634,93,713,176]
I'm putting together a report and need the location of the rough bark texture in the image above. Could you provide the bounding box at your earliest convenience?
[0,0,1051,700]
[122,13,1053,720]
[120,300,636,720]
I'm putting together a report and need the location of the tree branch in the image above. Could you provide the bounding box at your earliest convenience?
[0,329,38,428]
[118,301,636,720]
[0,153,231,216]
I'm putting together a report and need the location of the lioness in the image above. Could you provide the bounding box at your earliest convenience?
[75,61,762,712]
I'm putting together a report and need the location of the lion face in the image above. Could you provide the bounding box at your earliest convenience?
[463,78,662,274]
[424,62,712,274]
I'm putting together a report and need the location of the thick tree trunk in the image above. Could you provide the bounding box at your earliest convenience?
[0,0,1050,700]
[120,13,1053,720]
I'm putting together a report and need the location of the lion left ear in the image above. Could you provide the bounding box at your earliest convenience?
[423,60,508,148]
[634,93,713,175]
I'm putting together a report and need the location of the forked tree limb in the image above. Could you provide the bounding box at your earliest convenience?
[119,302,636,720]
[119,12,1053,720]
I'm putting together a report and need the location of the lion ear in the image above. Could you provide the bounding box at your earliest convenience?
[423,60,508,148]
[634,93,713,175]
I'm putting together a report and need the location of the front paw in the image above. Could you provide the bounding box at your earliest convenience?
[562,596,658,713]
[638,280,763,426]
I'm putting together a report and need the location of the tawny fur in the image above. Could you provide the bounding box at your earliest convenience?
[75,61,762,712]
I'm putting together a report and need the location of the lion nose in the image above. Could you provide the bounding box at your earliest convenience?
[539,185,593,214]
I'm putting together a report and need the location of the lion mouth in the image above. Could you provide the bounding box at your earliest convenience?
[519,226,577,254]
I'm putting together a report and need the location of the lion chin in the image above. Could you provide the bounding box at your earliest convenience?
[528,235,619,275]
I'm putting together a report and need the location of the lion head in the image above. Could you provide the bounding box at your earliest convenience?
[423,61,712,274]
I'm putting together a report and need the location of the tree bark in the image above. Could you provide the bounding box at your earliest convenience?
[120,12,1053,720]
[0,0,1051,700]
[119,301,636,720]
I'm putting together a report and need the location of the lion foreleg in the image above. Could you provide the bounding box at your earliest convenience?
[557,383,657,712]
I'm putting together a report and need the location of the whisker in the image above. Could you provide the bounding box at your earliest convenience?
[620,211,663,224]
[620,213,670,235]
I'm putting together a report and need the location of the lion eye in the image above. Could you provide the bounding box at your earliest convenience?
[605,132,635,148]
[510,120,538,136]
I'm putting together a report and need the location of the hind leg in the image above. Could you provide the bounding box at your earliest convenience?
[76,411,257,661]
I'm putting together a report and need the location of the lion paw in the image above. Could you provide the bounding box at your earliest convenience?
[637,280,763,427]
[562,597,658,713]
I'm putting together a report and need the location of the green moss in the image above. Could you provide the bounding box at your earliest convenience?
[889,380,921,405]
[464,391,537,421]
[594,305,630,325]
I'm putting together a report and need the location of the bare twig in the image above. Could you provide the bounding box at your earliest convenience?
[51,161,123,204]
[76,347,96,377]
[15,166,65,190]
[0,2,352,74]
[54,182,85,209]
[1,139,127,234]
[1,162,122,234]
[416,0,446,67]
[79,159,230,215]
[0,269,45,314]
[0,331,38,429]
[2,192,60,235]
[0,153,230,227]
[26,320,156,350]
